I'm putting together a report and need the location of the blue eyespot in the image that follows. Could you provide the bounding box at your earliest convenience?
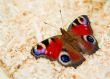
[58,51,71,66]
[61,54,70,63]
[87,35,94,43]
[83,35,96,44]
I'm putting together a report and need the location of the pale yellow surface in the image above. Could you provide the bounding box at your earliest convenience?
[0,0,110,79]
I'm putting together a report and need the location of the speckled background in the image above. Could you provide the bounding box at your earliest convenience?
[0,0,110,79]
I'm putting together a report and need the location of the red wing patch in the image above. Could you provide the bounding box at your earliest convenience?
[68,15,93,35]
[45,37,63,59]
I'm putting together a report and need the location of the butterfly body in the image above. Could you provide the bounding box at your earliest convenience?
[31,15,99,68]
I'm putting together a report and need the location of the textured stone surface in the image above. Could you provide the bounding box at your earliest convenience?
[0,0,110,79]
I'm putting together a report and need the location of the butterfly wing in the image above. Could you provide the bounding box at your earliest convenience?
[31,36,63,59]
[58,43,85,68]
[67,15,99,55]
[68,15,93,35]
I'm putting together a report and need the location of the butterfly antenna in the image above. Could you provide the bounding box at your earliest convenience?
[44,22,55,27]
[59,9,64,28]
[44,21,59,31]
[43,9,64,32]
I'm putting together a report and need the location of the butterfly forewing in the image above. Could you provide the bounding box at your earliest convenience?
[68,15,93,35]
[31,35,63,59]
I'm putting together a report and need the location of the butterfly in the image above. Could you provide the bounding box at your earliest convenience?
[31,15,99,68]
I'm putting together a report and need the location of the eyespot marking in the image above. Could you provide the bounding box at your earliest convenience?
[32,47,46,56]
[79,17,84,22]
[83,35,96,44]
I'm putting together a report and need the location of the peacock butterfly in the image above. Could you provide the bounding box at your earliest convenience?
[31,15,99,68]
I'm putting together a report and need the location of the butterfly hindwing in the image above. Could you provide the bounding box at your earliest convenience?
[58,43,85,68]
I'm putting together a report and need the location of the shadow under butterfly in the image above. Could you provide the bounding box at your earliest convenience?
[31,15,99,68]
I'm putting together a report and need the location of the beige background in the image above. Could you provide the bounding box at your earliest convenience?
[0,0,110,79]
